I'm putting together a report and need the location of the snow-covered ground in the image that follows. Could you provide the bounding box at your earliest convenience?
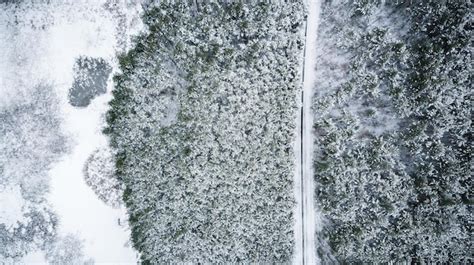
[294,0,322,264]
[0,1,143,263]
[0,186,25,230]
[45,97,136,264]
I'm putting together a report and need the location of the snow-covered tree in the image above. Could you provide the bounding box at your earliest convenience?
[68,56,112,107]
[83,147,124,208]
[45,234,94,265]
[0,84,68,261]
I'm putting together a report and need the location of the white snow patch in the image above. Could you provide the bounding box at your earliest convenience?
[0,186,25,231]
[21,250,47,265]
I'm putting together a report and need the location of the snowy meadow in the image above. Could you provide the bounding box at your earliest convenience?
[0,1,142,263]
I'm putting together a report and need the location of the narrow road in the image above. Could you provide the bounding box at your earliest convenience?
[295,1,321,264]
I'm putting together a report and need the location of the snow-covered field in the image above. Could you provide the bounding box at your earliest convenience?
[0,1,143,263]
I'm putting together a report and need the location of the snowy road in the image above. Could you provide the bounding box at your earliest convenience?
[294,0,322,264]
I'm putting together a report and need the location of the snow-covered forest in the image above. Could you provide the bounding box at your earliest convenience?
[104,1,305,263]
[312,1,472,263]
[1,0,471,264]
